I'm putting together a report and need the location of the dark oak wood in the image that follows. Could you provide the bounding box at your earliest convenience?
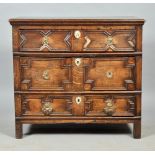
[15,120,23,139]
[15,94,139,117]
[133,119,141,138]
[15,91,142,94]
[10,17,144,139]
[9,17,145,26]
[14,27,137,53]
[13,52,142,57]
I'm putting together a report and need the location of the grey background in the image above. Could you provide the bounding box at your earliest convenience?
[0,3,155,150]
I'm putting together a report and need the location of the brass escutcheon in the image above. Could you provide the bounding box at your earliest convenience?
[76,96,81,105]
[75,58,81,66]
[74,30,81,39]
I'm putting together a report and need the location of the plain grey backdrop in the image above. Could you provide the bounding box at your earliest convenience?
[0,3,155,150]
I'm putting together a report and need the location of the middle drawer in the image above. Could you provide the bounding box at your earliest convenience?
[18,57,136,91]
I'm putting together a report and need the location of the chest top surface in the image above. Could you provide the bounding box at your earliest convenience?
[9,17,145,25]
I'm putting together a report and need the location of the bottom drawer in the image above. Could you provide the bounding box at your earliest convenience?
[15,94,140,117]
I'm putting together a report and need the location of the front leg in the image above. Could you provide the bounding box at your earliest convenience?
[15,120,23,139]
[133,120,141,139]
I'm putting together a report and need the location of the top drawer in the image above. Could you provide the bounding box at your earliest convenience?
[17,27,136,52]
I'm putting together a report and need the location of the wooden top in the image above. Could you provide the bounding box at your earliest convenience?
[9,17,145,26]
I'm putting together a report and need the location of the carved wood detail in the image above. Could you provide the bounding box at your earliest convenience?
[20,57,72,91]
[19,30,71,51]
[22,95,73,116]
[10,18,144,139]
[84,57,135,90]
[85,95,135,116]
[72,58,84,91]
[83,30,136,51]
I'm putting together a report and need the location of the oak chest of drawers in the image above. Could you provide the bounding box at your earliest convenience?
[9,17,144,139]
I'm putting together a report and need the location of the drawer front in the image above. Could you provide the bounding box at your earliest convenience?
[19,94,85,116]
[85,95,136,116]
[20,57,73,91]
[18,57,136,91]
[84,57,136,91]
[73,29,136,52]
[18,28,136,52]
[19,30,72,52]
[16,94,137,117]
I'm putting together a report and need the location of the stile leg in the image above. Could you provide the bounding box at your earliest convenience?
[15,120,23,139]
[133,120,141,139]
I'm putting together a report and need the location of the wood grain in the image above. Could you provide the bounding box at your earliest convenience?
[10,18,144,139]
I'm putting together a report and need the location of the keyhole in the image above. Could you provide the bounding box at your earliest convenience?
[76,96,81,104]
[74,30,81,39]
[75,58,81,66]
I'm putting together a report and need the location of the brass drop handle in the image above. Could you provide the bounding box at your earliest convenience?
[74,30,81,39]
[40,35,52,51]
[107,36,113,46]
[42,102,53,116]
[106,71,113,79]
[104,99,115,116]
[42,36,49,45]
[42,70,49,80]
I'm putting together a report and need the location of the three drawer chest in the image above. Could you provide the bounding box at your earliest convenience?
[9,17,145,139]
